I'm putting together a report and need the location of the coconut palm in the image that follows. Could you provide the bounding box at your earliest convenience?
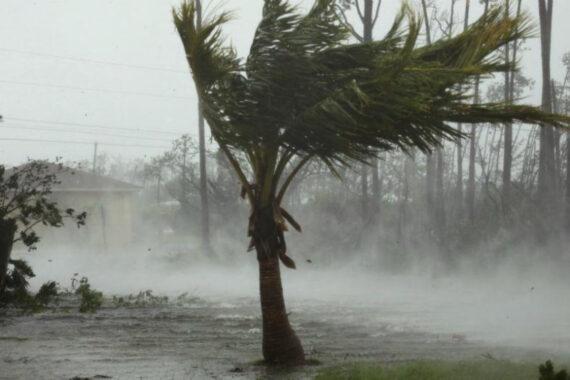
[173,0,569,365]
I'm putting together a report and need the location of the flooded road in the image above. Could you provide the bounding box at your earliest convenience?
[0,297,516,380]
[1,250,569,379]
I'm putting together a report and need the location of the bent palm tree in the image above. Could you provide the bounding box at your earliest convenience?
[173,0,569,365]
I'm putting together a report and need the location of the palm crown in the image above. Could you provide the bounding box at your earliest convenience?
[174,0,568,208]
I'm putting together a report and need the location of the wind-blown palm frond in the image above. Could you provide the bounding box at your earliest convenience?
[174,0,569,168]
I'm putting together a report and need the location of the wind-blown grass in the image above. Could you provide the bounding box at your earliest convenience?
[315,360,560,380]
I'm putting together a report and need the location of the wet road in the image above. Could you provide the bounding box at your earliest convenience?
[2,251,569,379]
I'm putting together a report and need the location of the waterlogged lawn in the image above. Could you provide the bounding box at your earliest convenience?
[315,360,546,380]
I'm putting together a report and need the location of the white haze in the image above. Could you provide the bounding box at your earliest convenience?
[14,242,570,358]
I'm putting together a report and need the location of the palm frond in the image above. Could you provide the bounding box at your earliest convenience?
[173,0,570,168]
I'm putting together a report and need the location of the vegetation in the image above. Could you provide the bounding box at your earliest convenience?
[112,290,169,308]
[172,0,570,365]
[0,257,59,311]
[316,360,569,380]
[0,160,86,303]
[73,276,103,313]
[540,360,569,380]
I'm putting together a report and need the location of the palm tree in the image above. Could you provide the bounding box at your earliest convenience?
[173,0,569,365]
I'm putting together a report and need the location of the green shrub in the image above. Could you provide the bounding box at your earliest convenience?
[539,361,569,380]
[316,360,538,380]
[112,290,168,308]
[0,259,59,311]
[34,281,59,306]
[74,277,103,313]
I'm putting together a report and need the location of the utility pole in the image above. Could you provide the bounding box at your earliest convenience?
[92,142,98,174]
[196,0,211,252]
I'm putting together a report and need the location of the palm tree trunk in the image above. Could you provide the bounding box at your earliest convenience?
[253,205,304,365]
[259,254,304,364]
[0,220,17,297]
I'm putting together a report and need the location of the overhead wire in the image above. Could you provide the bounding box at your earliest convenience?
[0,79,194,100]
[4,116,186,136]
[0,123,176,143]
[0,137,169,149]
[0,47,188,74]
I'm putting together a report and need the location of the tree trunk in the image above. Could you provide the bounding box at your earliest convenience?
[361,163,369,223]
[371,159,380,214]
[538,0,557,211]
[467,0,489,223]
[258,254,304,365]
[502,0,521,215]
[467,121,476,222]
[567,133,570,231]
[455,0,469,220]
[253,205,304,365]
[502,0,512,213]
[360,0,374,223]
[421,0,436,224]
[0,220,17,297]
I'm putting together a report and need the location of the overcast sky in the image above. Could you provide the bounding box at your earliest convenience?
[1,0,569,167]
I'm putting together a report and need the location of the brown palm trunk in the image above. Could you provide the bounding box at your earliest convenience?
[259,254,304,364]
[0,220,17,297]
[253,205,304,365]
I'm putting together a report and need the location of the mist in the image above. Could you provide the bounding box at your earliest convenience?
[1,0,570,379]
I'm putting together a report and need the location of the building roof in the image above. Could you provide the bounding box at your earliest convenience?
[10,162,141,193]
[54,169,141,193]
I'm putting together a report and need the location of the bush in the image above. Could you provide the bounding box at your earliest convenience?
[74,277,103,313]
[35,281,59,306]
[539,361,569,380]
[0,259,59,311]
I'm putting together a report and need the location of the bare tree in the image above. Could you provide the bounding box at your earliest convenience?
[337,0,383,222]
[420,0,436,224]
[467,0,490,223]
[560,52,570,231]
[501,0,522,215]
[538,0,557,216]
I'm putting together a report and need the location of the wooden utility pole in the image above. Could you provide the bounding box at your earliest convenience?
[92,142,98,174]
[196,0,211,251]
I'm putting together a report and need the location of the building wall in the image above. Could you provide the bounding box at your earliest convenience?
[40,191,136,250]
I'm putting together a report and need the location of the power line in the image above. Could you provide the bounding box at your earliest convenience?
[5,116,187,136]
[0,137,168,149]
[0,123,175,142]
[0,79,194,100]
[0,47,188,74]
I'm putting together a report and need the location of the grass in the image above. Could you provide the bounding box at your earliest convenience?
[315,360,545,380]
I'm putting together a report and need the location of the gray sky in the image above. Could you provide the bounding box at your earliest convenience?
[1,0,569,167]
